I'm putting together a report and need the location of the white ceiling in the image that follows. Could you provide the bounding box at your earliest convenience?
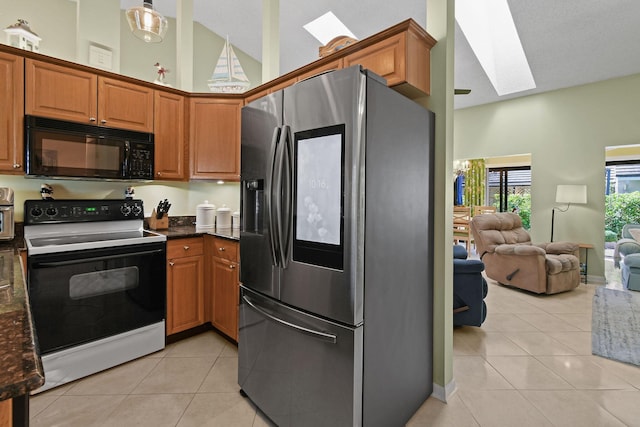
[121,0,640,109]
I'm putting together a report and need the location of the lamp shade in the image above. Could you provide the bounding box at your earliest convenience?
[126,0,168,43]
[555,184,587,204]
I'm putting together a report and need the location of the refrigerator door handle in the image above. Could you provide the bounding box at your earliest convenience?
[279,125,293,268]
[273,125,288,269]
[242,295,338,344]
[267,127,281,267]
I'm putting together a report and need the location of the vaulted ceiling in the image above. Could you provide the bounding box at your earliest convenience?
[121,0,640,109]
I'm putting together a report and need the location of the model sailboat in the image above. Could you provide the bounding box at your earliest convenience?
[208,36,251,93]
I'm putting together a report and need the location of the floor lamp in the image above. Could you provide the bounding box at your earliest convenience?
[551,184,587,242]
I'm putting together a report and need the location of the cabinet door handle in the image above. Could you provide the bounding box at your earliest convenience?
[229,264,235,269]
[89,117,96,122]
[169,261,175,266]
[183,245,190,251]
[13,163,21,169]
[156,172,162,176]
[219,247,225,251]
[101,119,107,124]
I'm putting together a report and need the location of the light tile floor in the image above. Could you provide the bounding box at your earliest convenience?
[31,279,640,427]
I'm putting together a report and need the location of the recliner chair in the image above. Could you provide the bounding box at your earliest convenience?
[470,212,581,294]
[453,245,488,326]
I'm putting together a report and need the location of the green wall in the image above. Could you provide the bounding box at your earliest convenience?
[0,0,76,61]
[0,1,262,92]
[425,0,455,399]
[454,72,640,280]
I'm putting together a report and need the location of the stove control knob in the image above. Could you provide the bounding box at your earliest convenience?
[46,207,58,217]
[120,205,132,216]
[30,207,43,218]
[132,205,142,216]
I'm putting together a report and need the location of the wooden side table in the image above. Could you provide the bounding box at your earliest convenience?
[578,243,593,284]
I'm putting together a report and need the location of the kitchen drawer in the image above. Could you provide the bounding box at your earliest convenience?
[212,237,238,262]
[167,237,204,259]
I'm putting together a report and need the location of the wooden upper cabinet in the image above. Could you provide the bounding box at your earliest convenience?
[244,88,268,105]
[344,33,405,86]
[343,23,434,97]
[296,58,344,82]
[98,77,154,132]
[0,52,24,173]
[241,19,435,101]
[25,59,153,132]
[189,97,241,181]
[154,91,186,180]
[25,59,97,124]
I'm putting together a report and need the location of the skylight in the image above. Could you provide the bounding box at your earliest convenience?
[303,11,356,45]
[456,0,536,96]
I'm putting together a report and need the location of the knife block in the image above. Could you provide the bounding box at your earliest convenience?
[149,209,169,230]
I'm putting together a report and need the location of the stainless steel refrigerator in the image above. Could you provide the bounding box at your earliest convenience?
[239,65,434,427]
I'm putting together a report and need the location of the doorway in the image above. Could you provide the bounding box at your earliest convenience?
[604,145,640,287]
[453,154,532,230]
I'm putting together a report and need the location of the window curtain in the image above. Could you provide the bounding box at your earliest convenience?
[463,159,486,207]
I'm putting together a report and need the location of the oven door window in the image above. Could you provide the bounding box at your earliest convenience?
[69,266,139,299]
[27,243,166,354]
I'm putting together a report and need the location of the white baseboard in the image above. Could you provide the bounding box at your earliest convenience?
[431,379,457,402]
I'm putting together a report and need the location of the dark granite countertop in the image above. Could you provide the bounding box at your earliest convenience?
[147,216,239,241]
[0,245,45,401]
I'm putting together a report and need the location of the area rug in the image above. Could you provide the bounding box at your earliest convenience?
[592,287,640,366]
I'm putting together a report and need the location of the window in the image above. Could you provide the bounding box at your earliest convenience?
[487,166,531,229]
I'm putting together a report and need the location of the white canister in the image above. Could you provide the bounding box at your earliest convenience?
[232,211,240,229]
[216,205,232,229]
[196,200,216,229]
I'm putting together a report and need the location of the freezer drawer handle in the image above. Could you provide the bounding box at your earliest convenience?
[243,295,337,344]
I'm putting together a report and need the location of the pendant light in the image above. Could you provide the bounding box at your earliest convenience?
[126,0,168,43]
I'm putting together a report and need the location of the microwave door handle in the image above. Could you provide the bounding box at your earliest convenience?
[267,127,281,267]
[123,140,130,178]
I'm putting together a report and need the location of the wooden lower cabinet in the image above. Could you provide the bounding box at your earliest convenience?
[205,235,239,341]
[166,238,205,335]
[0,399,10,427]
[211,257,239,340]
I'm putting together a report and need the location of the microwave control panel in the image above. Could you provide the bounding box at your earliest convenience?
[128,142,154,179]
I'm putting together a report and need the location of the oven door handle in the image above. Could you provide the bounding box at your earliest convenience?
[31,248,165,268]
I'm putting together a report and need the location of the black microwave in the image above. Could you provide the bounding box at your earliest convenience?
[25,115,154,180]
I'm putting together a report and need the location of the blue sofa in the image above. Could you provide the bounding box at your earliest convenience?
[453,246,488,326]
[614,224,640,291]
